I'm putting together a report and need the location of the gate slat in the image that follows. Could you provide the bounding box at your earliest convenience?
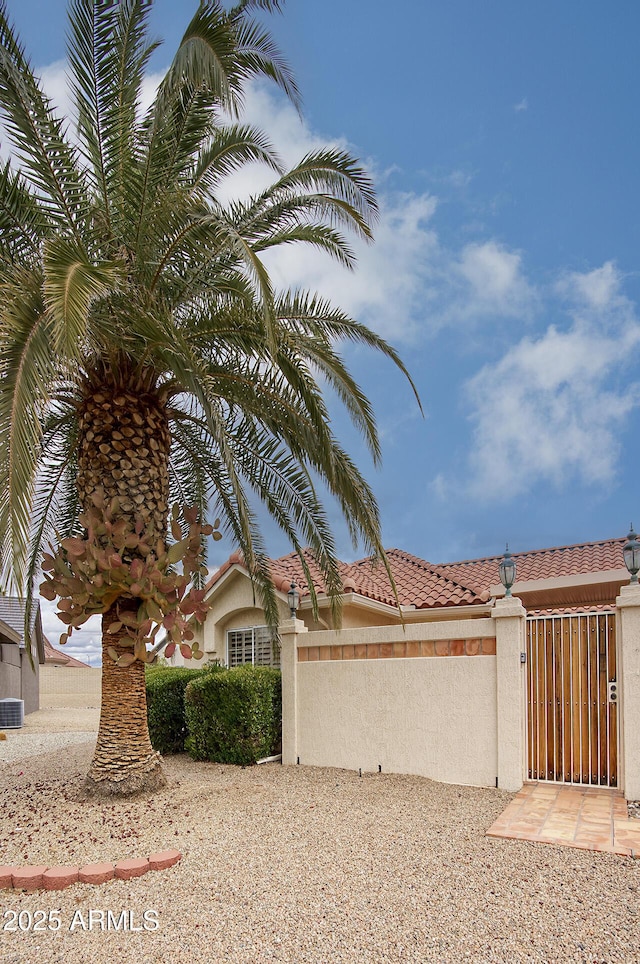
[588,614,599,784]
[553,619,563,781]
[562,619,572,781]
[545,619,554,779]
[526,620,534,780]
[572,617,582,783]
[536,620,546,780]
[597,614,607,785]
[580,616,589,783]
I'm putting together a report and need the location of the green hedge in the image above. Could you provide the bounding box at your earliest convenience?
[146,665,216,754]
[184,665,282,765]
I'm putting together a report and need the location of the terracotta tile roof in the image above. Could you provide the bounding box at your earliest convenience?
[434,537,626,595]
[205,549,356,599]
[267,549,354,598]
[343,549,489,608]
[206,536,628,611]
[207,547,488,609]
[43,635,91,668]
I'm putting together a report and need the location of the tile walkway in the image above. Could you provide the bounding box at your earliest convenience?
[487,782,640,857]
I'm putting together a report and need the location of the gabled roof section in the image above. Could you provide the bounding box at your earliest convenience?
[344,549,489,608]
[205,549,355,599]
[0,618,21,645]
[206,547,488,609]
[269,549,354,598]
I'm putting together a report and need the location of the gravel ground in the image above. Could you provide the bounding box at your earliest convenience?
[1,711,640,963]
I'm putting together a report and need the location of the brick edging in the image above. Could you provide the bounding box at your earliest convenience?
[0,850,181,891]
[298,638,497,661]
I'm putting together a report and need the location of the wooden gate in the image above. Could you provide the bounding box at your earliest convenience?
[526,612,617,786]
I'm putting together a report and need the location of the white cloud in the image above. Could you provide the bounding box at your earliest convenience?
[215,84,445,342]
[38,59,71,116]
[514,98,528,113]
[430,473,448,502]
[556,260,622,311]
[455,240,535,320]
[228,89,536,340]
[262,190,440,342]
[464,265,640,500]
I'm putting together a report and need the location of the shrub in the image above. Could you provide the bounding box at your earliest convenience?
[146,665,217,754]
[184,665,282,765]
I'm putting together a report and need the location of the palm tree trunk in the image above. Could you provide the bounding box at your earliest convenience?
[78,370,171,796]
[84,605,166,796]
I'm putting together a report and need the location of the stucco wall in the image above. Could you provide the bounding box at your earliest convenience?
[296,655,497,786]
[287,618,500,788]
[40,666,102,708]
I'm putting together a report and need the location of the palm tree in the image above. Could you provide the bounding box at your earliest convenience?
[0,0,417,796]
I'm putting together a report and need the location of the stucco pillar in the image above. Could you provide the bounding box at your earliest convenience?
[492,596,527,791]
[616,583,640,799]
[279,617,307,766]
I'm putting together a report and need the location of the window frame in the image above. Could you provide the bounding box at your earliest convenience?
[226,625,280,668]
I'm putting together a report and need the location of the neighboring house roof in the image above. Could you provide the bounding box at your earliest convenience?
[0,597,45,663]
[206,536,627,612]
[0,596,38,639]
[42,635,91,668]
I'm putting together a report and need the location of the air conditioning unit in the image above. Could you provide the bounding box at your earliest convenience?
[0,698,24,729]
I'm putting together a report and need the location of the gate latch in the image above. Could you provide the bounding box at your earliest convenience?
[608,679,618,704]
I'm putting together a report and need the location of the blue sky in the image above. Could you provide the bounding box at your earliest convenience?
[5,1,640,659]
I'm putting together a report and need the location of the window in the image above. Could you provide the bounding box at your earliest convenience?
[227,626,280,668]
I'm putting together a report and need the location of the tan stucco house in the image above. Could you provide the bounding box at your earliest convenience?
[169,536,628,669]
[165,534,640,798]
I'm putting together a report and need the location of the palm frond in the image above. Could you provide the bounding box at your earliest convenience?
[43,237,121,360]
[0,4,87,234]
[0,268,54,589]
[229,10,300,112]
[156,2,246,118]
[191,123,283,196]
[68,0,158,236]
[276,290,423,412]
[0,161,47,265]
[257,150,378,230]
[24,408,80,640]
